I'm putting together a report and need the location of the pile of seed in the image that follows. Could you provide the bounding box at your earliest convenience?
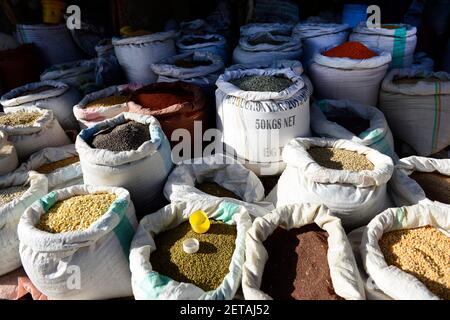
[37,193,116,233]
[0,185,28,206]
[35,156,80,174]
[91,121,150,152]
[393,77,447,85]
[84,95,129,109]
[22,85,55,96]
[308,147,374,171]
[151,220,237,291]
[327,113,371,136]
[231,76,293,92]
[261,224,343,300]
[174,59,212,68]
[247,34,286,46]
[182,37,220,46]
[379,226,450,300]
[196,182,241,200]
[410,172,450,204]
[0,111,41,127]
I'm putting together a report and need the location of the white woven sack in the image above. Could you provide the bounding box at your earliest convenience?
[151,51,224,91]
[309,47,391,106]
[0,107,71,161]
[113,31,177,84]
[130,199,252,300]
[310,99,395,158]
[240,23,294,37]
[40,59,97,88]
[350,23,417,69]
[389,156,450,207]
[0,171,47,276]
[176,34,228,63]
[242,203,366,300]
[73,85,130,129]
[163,155,274,218]
[292,23,349,68]
[379,69,450,156]
[16,144,82,191]
[226,59,304,76]
[232,33,302,65]
[0,130,18,176]
[271,138,394,230]
[215,68,311,175]
[18,185,138,300]
[360,203,449,300]
[0,80,80,132]
[76,112,173,212]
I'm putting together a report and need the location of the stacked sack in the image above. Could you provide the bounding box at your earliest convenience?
[0,171,48,276]
[0,107,71,161]
[270,138,394,230]
[310,99,395,159]
[0,81,80,133]
[379,69,450,156]
[0,130,18,175]
[349,23,417,70]
[176,34,228,63]
[164,154,274,218]
[215,68,311,176]
[113,31,177,84]
[76,112,173,213]
[94,39,124,87]
[292,22,349,68]
[309,42,391,106]
[151,52,224,93]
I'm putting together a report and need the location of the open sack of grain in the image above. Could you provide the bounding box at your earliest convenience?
[112,31,177,84]
[389,156,450,207]
[270,138,394,230]
[95,38,124,87]
[176,34,228,63]
[379,69,450,157]
[215,68,311,176]
[15,144,82,191]
[164,154,274,218]
[0,171,48,276]
[242,203,365,300]
[128,81,208,148]
[292,23,349,68]
[18,185,138,299]
[349,203,449,300]
[130,199,252,300]
[239,23,294,37]
[309,42,391,106]
[0,107,71,161]
[0,130,18,176]
[0,81,80,133]
[226,59,304,76]
[73,85,131,129]
[232,32,302,65]
[76,112,172,213]
[349,23,417,70]
[310,99,395,159]
[151,52,224,93]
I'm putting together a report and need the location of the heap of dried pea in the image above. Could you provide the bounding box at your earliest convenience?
[37,193,116,233]
[0,185,28,206]
[151,220,237,291]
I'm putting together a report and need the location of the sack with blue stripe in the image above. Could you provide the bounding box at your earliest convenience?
[17,185,138,299]
[129,199,252,300]
[310,99,396,159]
[349,23,417,70]
[76,112,173,212]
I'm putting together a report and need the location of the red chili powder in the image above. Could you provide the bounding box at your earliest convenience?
[323,42,378,59]
[134,88,194,111]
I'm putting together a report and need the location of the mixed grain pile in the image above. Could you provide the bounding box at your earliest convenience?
[0,111,41,127]
[0,185,28,206]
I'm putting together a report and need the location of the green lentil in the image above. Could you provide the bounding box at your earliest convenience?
[230,76,293,92]
[151,220,237,291]
[0,111,41,127]
[196,182,241,200]
[37,193,116,233]
[308,147,374,172]
[0,185,28,206]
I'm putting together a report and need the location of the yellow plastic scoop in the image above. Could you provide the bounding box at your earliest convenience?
[189,210,210,234]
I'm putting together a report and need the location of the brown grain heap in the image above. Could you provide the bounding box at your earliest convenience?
[379,226,450,300]
[35,156,80,174]
[196,182,241,200]
[261,224,343,300]
[151,220,237,292]
[308,147,374,171]
[410,172,450,204]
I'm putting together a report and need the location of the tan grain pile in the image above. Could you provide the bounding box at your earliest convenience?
[35,156,80,174]
[308,147,374,171]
